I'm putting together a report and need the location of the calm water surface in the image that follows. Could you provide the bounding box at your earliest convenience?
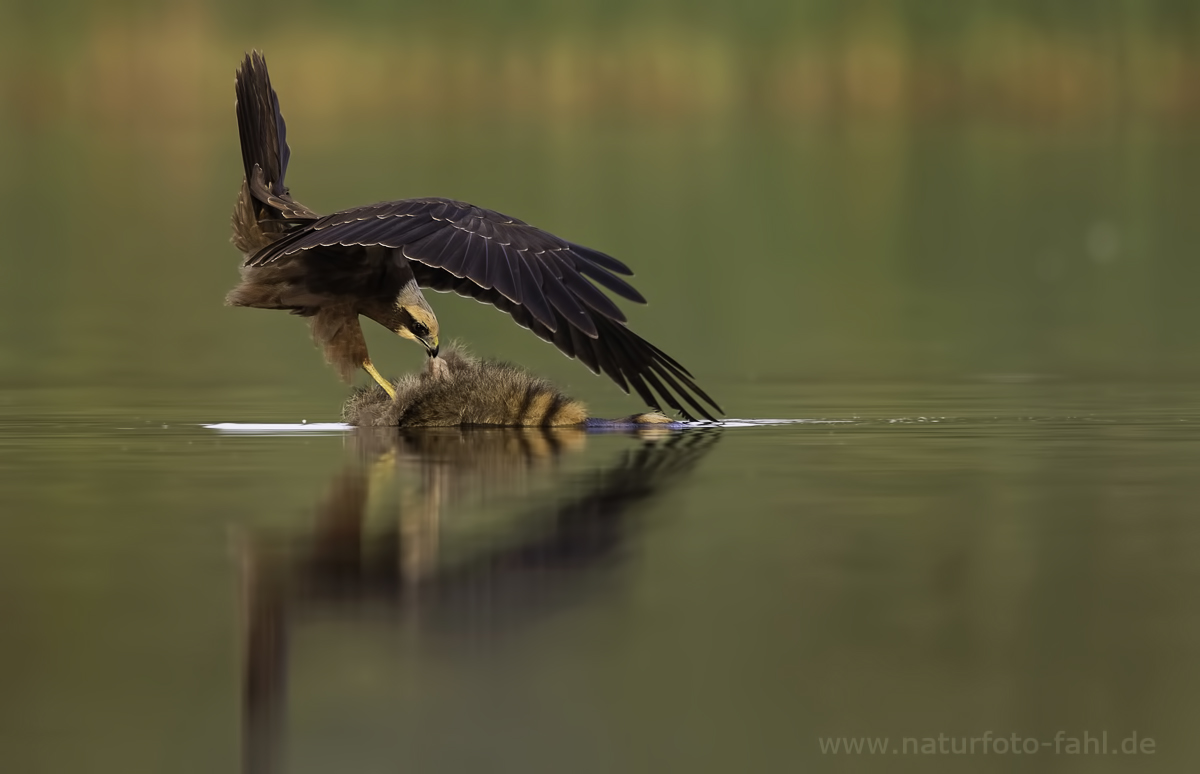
[3,381,1200,773]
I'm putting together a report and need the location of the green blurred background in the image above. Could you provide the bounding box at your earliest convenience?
[5,3,1200,773]
[3,0,1200,419]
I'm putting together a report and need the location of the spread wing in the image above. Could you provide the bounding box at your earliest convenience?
[246,198,722,420]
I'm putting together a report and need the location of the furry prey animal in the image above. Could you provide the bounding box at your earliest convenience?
[344,346,682,428]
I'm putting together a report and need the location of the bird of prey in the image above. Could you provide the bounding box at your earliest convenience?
[227,51,721,421]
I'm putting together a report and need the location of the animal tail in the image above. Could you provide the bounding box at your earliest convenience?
[231,52,317,255]
[235,51,291,203]
[584,413,687,428]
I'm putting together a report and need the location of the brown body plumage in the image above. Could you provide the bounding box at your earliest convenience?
[226,57,434,390]
[226,51,721,421]
[344,346,676,428]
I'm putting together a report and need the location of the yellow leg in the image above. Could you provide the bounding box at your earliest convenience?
[362,359,396,399]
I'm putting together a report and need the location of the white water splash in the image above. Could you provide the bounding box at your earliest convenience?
[204,422,352,433]
[714,418,851,427]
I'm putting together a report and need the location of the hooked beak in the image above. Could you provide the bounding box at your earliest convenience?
[422,335,439,358]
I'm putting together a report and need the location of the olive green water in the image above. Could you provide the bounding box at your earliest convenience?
[6,13,1200,773]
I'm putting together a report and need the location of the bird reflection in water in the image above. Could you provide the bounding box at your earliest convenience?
[236,425,719,774]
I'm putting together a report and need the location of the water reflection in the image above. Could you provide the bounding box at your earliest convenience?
[237,426,719,773]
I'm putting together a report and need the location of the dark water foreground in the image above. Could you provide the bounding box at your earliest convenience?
[2,381,1199,773]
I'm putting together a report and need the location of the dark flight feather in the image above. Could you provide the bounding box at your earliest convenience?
[234,52,316,224]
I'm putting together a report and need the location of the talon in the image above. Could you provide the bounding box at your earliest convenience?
[363,360,397,400]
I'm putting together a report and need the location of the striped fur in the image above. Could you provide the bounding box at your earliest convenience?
[344,346,676,428]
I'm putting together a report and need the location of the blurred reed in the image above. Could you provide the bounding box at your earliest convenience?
[2,2,1199,137]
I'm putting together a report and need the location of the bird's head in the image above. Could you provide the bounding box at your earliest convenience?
[394,282,440,357]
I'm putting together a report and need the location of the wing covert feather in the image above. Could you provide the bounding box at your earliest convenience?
[245,197,720,419]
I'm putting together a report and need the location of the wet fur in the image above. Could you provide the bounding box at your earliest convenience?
[344,346,674,428]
